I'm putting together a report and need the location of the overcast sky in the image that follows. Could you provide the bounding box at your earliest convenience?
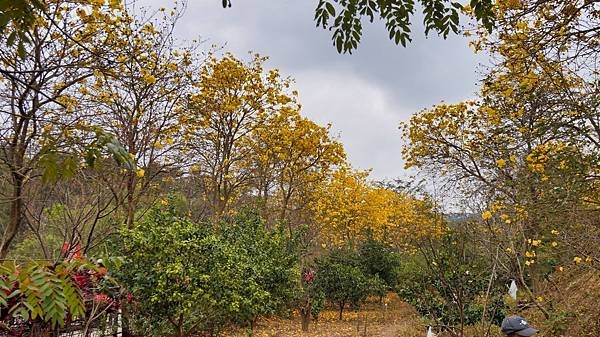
[139,0,483,180]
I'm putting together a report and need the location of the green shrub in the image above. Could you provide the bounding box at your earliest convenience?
[314,249,370,320]
[219,209,301,329]
[357,237,401,289]
[115,207,300,336]
[395,231,508,334]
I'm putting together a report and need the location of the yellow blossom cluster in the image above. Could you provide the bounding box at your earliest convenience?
[310,167,444,247]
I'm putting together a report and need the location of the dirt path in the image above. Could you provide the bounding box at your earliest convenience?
[224,293,423,337]
[373,302,422,337]
[379,322,400,337]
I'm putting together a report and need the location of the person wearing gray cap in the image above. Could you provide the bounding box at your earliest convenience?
[501,315,539,336]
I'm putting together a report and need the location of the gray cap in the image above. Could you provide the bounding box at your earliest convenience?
[501,316,538,336]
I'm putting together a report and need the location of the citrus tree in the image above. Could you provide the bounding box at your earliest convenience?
[115,207,301,336]
[313,249,370,320]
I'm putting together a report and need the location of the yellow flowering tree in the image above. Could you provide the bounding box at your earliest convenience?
[250,106,346,224]
[402,3,599,318]
[0,0,130,257]
[186,54,299,217]
[81,4,200,227]
[309,167,443,248]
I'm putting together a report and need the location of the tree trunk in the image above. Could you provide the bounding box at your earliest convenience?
[248,317,257,336]
[279,192,290,223]
[338,302,345,320]
[301,304,311,332]
[121,304,133,337]
[125,173,136,229]
[176,313,184,337]
[279,184,293,230]
[0,174,24,258]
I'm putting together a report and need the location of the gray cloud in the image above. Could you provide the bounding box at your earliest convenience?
[140,0,483,180]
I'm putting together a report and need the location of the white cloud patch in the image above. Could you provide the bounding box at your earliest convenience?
[295,69,409,180]
[136,0,482,181]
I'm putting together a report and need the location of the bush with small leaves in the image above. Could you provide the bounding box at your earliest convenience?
[115,207,301,337]
[314,249,370,320]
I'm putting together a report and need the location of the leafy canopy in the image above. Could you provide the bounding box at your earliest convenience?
[115,206,301,336]
[222,0,496,53]
[3,0,496,55]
